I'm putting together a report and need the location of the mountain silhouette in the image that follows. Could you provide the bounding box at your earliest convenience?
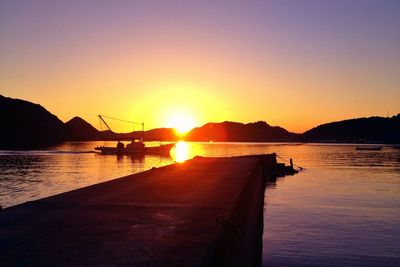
[0,95,66,148]
[143,128,177,141]
[101,121,298,142]
[302,115,400,143]
[98,128,177,141]
[1,94,399,148]
[65,116,101,141]
[186,121,298,142]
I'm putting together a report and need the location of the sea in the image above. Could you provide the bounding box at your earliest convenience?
[1,141,399,266]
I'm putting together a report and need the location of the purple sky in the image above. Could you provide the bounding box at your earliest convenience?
[1,0,399,132]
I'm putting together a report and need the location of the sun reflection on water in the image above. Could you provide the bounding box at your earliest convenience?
[173,141,190,163]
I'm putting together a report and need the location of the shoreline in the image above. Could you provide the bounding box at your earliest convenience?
[0,140,398,152]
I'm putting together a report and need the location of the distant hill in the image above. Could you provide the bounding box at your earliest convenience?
[65,117,101,141]
[99,128,178,141]
[96,121,297,142]
[144,128,178,141]
[2,94,399,148]
[0,95,66,148]
[186,121,299,142]
[302,115,400,143]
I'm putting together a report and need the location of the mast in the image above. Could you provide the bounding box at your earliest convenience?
[142,122,144,141]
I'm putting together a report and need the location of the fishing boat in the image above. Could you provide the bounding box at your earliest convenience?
[355,145,383,151]
[95,141,175,155]
[94,115,175,155]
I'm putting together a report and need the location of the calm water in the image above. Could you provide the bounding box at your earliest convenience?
[262,144,400,267]
[1,142,399,266]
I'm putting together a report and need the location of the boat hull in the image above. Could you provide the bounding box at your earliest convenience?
[95,143,175,155]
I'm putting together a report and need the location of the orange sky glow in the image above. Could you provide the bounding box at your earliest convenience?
[1,1,399,133]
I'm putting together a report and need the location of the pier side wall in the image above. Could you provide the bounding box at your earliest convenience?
[202,158,270,267]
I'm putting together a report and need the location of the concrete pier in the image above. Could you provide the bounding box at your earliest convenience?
[0,154,288,266]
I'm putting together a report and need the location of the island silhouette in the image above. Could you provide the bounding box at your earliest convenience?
[1,95,399,149]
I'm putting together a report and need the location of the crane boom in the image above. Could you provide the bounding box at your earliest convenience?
[98,115,113,132]
[98,114,145,141]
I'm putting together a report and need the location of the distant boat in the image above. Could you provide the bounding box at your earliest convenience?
[94,115,175,155]
[355,146,383,151]
[95,142,175,155]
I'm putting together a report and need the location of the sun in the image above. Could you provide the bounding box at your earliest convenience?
[165,112,197,135]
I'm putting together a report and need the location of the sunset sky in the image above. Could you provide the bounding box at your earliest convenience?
[1,0,399,133]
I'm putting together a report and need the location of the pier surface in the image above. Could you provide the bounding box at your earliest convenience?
[0,155,278,266]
